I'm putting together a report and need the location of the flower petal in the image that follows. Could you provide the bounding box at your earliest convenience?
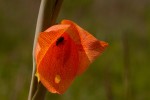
[35,25,70,66]
[61,20,108,75]
[37,32,79,94]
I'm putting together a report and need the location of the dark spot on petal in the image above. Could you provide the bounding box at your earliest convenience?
[56,36,64,46]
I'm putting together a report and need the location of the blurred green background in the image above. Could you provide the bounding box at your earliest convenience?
[0,0,150,100]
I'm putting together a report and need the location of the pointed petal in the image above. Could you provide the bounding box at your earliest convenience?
[61,20,108,75]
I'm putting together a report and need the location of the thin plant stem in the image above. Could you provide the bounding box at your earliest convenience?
[103,66,113,100]
[122,31,132,100]
[32,82,47,100]
[28,0,63,100]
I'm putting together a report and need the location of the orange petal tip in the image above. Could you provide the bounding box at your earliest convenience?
[100,41,109,48]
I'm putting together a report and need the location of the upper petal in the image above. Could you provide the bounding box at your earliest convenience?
[35,24,70,66]
[61,20,108,75]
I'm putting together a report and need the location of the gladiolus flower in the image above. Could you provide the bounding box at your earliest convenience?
[35,20,108,94]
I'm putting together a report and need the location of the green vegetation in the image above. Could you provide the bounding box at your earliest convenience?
[0,0,150,100]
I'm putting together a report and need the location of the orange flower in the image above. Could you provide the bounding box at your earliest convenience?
[35,20,108,94]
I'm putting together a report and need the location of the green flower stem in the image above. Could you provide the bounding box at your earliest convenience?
[28,0,63,100]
